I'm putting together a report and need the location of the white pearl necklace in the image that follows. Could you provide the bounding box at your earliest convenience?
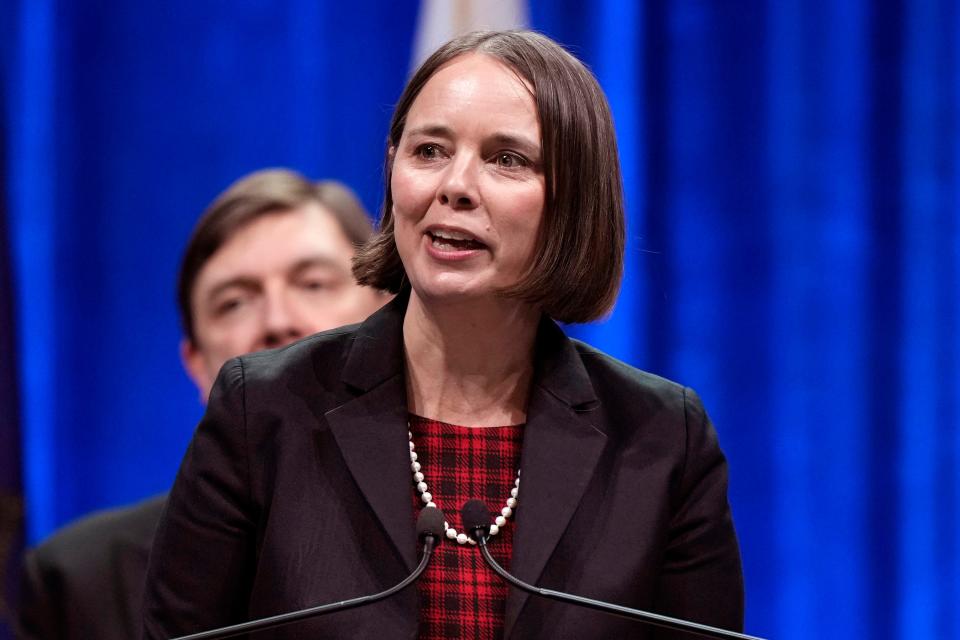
[408,428,521,545]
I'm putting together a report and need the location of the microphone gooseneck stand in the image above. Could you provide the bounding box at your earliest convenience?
[170,507,447,640]
[460,500,766,640]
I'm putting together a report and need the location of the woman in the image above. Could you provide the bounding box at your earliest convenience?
[143,31,743,639]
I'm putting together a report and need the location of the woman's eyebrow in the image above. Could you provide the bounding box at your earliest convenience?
[486,133,540,154]
[406,126,540,156]
[405,124,454,139]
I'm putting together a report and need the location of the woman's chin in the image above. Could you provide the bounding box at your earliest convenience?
[414,283,485,304]
[409,274,495,306]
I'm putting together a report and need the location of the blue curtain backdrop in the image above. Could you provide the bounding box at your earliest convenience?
[3,1,958,638]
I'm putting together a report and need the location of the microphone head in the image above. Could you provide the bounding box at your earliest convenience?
[461,500,492,541]
[416,506,446,542]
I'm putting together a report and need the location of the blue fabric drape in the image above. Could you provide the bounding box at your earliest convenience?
[3,1,957,638]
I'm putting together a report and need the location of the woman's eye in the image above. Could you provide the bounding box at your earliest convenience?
[416,144,442,160]
[495,152,527,168]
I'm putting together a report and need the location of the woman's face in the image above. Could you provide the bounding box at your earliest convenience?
[391,53,545,306]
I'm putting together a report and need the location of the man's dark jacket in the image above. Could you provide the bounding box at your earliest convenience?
[143,292,744,639]
[17,494,165,640]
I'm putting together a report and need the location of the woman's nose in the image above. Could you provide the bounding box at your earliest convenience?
[437,156,479,209]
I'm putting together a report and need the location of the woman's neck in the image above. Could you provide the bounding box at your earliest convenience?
[403,291,540,427]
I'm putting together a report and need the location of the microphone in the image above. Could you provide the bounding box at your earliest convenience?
[171,507,447,640]
[460,500,765,640]
[416,505,447,541]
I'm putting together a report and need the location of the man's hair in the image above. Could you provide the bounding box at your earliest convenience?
[352,30,625,323]
[178,168,373,344]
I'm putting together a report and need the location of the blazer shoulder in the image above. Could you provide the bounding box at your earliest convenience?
[212,323,366,429]
[572,339,690,408]
[234,323,361,389]
[567,339,718,459]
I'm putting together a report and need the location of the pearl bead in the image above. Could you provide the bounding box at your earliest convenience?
[411,461,421,472]
[468,537,477,545]
[515,478,520,487]
[416,482,428,493]
[414,472,424,482]
[456,533,468,545]
[427,501,436,508]
[410,451,418,462]
[495,516,506,527]
[421,492,432,504]
[501,506,512,518]
[409,441,415,450]
[446,528,457,539]
[506,497,517,508]
[511,487,519,498]
[489,524,500,536]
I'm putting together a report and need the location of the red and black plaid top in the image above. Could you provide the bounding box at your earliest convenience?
[409,414,524,640]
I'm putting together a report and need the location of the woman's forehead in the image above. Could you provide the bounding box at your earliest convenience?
[404,54,539,136]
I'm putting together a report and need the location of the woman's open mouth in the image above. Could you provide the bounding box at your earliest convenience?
[427,229,487,252]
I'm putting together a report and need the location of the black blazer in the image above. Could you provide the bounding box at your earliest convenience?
[18,494,166,640]
[143,293,743,639]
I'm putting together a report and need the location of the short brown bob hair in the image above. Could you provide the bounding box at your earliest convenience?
[352,30,625,324]
[178,168,374,344]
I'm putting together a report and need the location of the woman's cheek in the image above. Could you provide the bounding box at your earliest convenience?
[391,166,434,220]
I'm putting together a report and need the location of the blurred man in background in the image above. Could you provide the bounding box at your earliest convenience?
[16,168,388,639]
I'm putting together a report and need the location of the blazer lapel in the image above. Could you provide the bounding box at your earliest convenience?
[325,377,416,572]
[505,322,607,637]
[319,291,418,572]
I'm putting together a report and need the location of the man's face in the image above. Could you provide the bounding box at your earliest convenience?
[182,203,387,400]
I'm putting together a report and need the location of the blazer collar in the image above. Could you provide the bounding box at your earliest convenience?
[326,289,608,621]
[340,288,600,410]
[339,287,410,393]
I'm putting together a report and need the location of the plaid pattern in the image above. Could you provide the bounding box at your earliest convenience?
[410,414,524,640]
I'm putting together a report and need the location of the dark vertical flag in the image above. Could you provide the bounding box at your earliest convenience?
[0,92,24,639]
